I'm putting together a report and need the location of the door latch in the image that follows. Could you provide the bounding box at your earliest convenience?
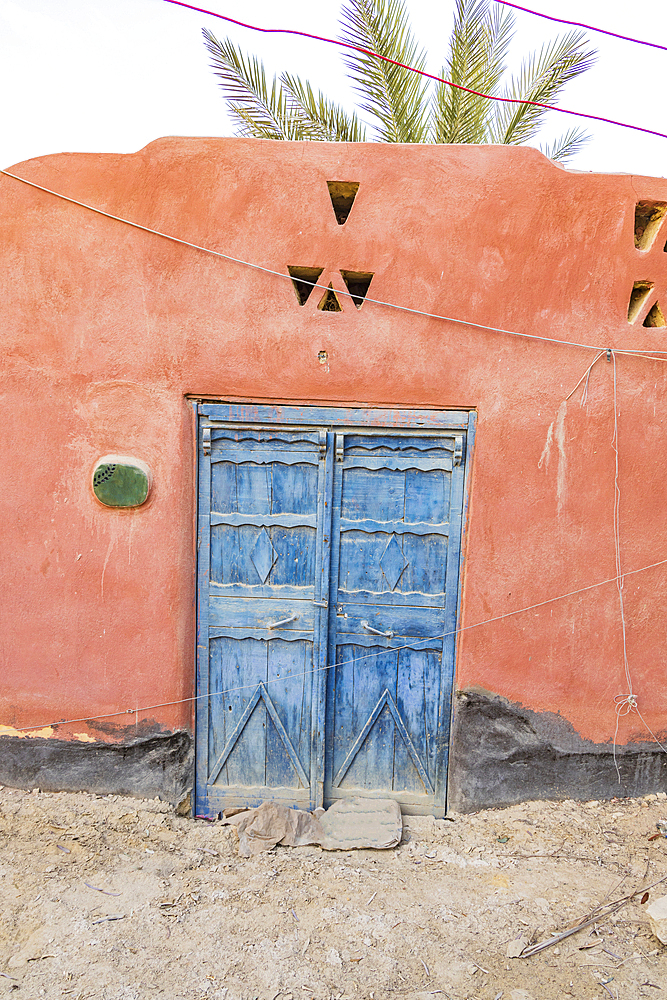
[268,614,298,630]
[361,620,394,638]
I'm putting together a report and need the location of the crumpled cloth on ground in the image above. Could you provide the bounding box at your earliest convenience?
[221,797,402,857]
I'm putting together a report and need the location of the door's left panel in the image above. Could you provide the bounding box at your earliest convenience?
[195,423,328,816]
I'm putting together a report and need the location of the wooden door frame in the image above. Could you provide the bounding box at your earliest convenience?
[191,399,477,817]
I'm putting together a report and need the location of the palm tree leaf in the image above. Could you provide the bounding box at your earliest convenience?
[203,2,596,165]
[281,73,367,142]
[540,127,591,164]
[433,0,514,144]
[492,31,597,146]
[339,0,430,143]
[202,29,304,140]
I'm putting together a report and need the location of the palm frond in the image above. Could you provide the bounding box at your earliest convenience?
[339,0,430,143]
[281,73,367,142]
[433,0,514,144]
[204,1,596,165]
[202,28,305,140]
[540,127,591,163]
[491,31,597,147]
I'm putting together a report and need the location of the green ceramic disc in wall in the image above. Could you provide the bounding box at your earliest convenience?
[93,461,150,508]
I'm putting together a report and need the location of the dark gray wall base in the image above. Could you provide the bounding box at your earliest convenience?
[0,731,193,805]
[448,689,667,813]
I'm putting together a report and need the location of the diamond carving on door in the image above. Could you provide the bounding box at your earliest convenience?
[379,535,408,590]
[195,405,470,818]
[250,528,278,584]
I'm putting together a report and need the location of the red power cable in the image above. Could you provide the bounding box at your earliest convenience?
[494,1,667,54]
[161,0,667,141]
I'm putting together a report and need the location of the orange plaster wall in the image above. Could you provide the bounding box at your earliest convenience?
[1,137,667,748]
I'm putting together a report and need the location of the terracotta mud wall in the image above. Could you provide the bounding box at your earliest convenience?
[1,137,667,807]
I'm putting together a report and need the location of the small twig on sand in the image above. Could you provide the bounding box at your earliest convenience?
[521,874,667,958]
[84,882,121,896]
[472,962,490,974]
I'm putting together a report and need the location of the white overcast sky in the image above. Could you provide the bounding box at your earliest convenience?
[1,0,666,178]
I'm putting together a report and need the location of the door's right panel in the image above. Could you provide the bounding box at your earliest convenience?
[324,430,465,814]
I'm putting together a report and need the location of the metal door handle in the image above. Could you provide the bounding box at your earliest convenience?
[268,614,298,630]
[361,620,394,638]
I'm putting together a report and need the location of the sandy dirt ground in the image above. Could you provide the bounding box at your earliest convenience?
[1,786,667,1000]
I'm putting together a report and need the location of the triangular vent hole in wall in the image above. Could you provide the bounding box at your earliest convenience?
[340,270,374,309]
[644,302,666,327]
[327,181,360,225]
[318,284,342,312]
[634,201,667,250]
[288,266,324,305]
[628,281,654,323]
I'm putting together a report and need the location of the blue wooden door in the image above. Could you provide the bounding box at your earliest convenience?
[324,430,464,816]
[196,405,468,818]
[195,425,331,815]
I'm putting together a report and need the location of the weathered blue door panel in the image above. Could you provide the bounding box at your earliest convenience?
[196,409,467,818]
[325,431,464,816]
[196,426,329,815]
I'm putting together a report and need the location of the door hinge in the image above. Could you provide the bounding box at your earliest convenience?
[453,435,463,466]
[202,426,211,456]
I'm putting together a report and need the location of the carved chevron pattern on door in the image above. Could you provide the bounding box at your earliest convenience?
[207,682,309,788]
[332,688,435,795]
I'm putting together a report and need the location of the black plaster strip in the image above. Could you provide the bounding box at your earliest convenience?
[0,731,193,805]
[448,689,667,812]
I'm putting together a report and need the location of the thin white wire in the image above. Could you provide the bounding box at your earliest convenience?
[14,552,667,733]
[609,351,644,780]
[556,352,665,775]
[634,705,667,756]
[564,350,606,402]
[615,351,667,362]
[4,167,667,358]
[612,352,632,695]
